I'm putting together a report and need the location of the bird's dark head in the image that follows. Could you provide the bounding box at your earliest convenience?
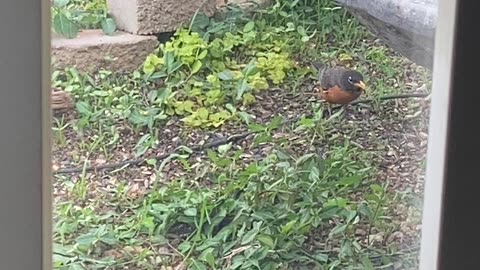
[340,70,366,92]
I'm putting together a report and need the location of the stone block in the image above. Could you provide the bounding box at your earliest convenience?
[51,29,159,74]
[335,0,437,69]
[107,0,217,35]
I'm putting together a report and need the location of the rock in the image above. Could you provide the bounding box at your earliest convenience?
[107,0,217,35]
[335,0,438,69]
[50,91,73,121]
[51,89,73,113]
[368,232,385,244]
[386,231,405,244]
[51,29,159,74]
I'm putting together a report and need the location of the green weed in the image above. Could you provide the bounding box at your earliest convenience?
[51,0,116,38]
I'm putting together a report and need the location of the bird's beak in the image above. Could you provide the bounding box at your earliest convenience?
[354,81,366,91]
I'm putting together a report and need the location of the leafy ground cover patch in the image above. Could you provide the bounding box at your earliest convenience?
[51,0,430,269]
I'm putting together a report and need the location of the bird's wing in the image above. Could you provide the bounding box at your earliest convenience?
[321,67,347,90]
[320,68,336,90]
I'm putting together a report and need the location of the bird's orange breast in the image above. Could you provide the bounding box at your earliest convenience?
[321,85,362,105]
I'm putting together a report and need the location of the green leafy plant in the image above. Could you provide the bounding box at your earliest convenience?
[52,0,117,38]
[139,23,296,129]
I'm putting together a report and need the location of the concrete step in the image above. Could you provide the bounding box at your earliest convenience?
[51,29,159,74]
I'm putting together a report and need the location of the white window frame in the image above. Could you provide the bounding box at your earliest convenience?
[419,0,457,269]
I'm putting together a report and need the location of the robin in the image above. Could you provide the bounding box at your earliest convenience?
[311,61,366,115]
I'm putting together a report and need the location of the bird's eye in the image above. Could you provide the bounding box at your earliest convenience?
[347,76,353,83]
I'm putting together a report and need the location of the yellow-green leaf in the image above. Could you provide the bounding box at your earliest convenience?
[257,234,275,248]
[183,100,194,113]
[197,107,209,120]
[183,208,197,217]
[243,21,255,32]
[191,60,203,74]
[281,220,297,235]
[198,50,208,60]
[339,53,354,62]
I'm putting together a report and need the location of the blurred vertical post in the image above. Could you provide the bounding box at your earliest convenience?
[0,0,52,269]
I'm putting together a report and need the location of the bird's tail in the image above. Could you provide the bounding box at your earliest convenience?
[311,60,327,82]
[311,60,326,71]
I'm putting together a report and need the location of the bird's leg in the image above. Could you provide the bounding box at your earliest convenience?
[331,104,348,119]
[318,89,332,117]
[316,101,330,118]
[326,104,332,117]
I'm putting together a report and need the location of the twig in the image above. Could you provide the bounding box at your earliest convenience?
[53,132,252,175]
[167,242,185,258]
[52,92,430,175]
[343,92,431,107]
[299,244,420,266]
